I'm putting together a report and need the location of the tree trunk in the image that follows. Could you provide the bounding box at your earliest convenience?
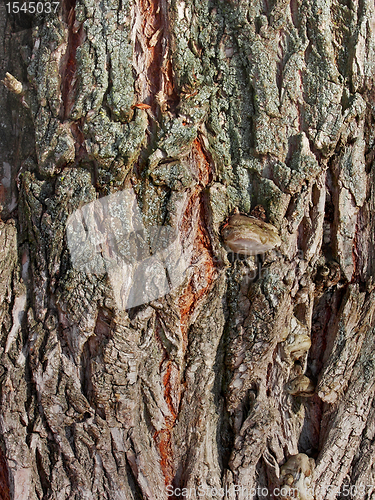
[1,0,375,498]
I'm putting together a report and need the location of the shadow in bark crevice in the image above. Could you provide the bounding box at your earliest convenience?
[80,308,113,419]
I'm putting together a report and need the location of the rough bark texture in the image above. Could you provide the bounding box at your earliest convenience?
[1,0,375,499]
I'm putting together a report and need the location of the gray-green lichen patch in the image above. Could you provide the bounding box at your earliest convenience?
[84,108,148,187]
[20,168,96,313]
[27,19,67,117]
[156,118,198,159]
[178,86,213,124]
[334,94,368,208]
[290,133,320,178]
[69,0,135,122]
[208,182,230,229]
[251,177,290,227]
[57,269,108,325]
[70,33,108,121]
[242,132,321,233]
[248,38,280,119]
[205,94,232,180]
[150,161,195,191]
[105,13,134,122]
[48,169,96,271]
[303,30,344,156]
[34,117,76,176]
[270,161,298,195]
[0,220,18,301]
[168,0,206,91]
[231,165,252,214]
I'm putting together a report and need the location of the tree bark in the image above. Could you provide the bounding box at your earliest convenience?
[1,0,375,499]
